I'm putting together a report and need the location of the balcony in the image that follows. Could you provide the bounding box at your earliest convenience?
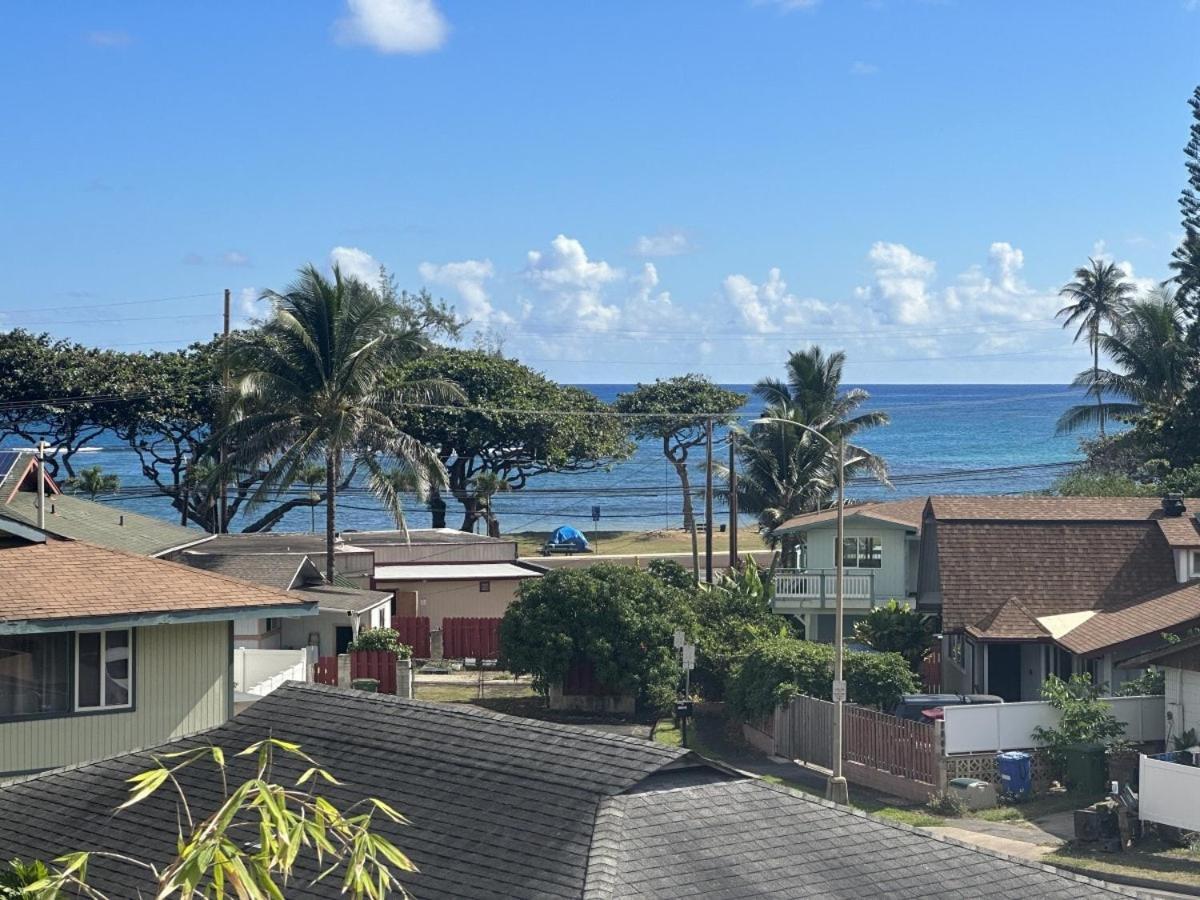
[772,568,876,612]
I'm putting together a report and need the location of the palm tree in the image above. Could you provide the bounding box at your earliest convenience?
[227,265,459,580]
[64,465,120,500]
[1057,259,1137,436]
[725,346,890,542]
[297,463,326,533]
[1057,287,1190,433]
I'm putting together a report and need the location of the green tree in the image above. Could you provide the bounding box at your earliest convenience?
[1053,470,1153,497]
[499,564,696,713]
[227,265,459,579]
[727,633,917,721]
[471,471,511,537]
[348,627,412,657]
[1056,289,1189,434]
[614,375,747,531]
[394,349,633,532]
[728,346,889,541]
[298,462,326,532]
[1056,259,1137,437]
[63,464,120,499]
[1170,86,1200,323]
[1031,674,1130,775]
[26,738,414,899]
[852,600,938,672]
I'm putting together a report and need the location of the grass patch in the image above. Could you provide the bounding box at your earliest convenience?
[974,806,1024,822]
[413,681,536,704]
[1045,835,1200,889]
[756,773,946,827]
[970,791,1102,825]
[509,527,765,558]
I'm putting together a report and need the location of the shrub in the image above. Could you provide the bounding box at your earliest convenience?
[726,634,917,721]
[1117,667,1165,696]
[925,791,968,818]
[1031,674,1130,774]
[852,600,938,671]
[500,564,696,713]
[347,627,412,658]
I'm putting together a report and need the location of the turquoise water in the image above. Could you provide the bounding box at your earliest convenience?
[18,383,1095,533]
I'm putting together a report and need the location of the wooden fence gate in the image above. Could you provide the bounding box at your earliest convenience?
[442,617,502,660]
[391,616,431,659]
[774,694,834,770]
[350,650,397,693]
[920,648,942,693]
[314,656,338,686]
[844,705,936,784]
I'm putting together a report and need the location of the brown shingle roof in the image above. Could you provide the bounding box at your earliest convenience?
[936,520,1178,634]
[965,597,1051,641]
[774,497,927,533]
[0,537,313,627]
[1055,581,1200,655]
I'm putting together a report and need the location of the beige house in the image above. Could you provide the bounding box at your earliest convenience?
[0,528,314,778]
[347,529,544,629]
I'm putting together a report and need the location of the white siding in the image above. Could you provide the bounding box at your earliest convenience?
[1166,667,1200,740]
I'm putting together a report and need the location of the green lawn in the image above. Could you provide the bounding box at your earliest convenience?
[413,680,537,704]
[972,790,1101,825]
[509,527,766,558]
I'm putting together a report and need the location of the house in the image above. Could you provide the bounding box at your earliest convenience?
[179,531,376,586]
[770,498,927,641]
[773,494,1200,702]
[0,529,314,777]
[0,449,211,557]
[1121,632,1200,744]
[345,528,544,628]
[179,551,393,655]
[0,682,1132,899]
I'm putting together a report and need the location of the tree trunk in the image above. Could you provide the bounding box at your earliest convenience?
[667,437,694,530]
[325,451,336,583]
[428,488,447,529]
[459,496,484,533]
[1094,338,1105,438]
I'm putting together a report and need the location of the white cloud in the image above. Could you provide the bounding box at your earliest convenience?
[722,268,843,334]
[524,235,622,331]
[86,30,132,48]
[850,61,879,76]
[633,230,691,257]
[334,0,448,54]
[236,287,266,326]
[330,246,381,284]
[418,258,509,326]
[865,241,938,324]
[1084,239,1157,294]
[221,250,251,267]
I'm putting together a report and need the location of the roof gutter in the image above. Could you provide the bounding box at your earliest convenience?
[0,601,318,635]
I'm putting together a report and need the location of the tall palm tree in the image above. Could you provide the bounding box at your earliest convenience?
[1057,258,1137,436]
[227,265,459,580]
[471,471,511,537]
[297,463,326,533]
[724,346,890,541]
[1056,287,1190,433]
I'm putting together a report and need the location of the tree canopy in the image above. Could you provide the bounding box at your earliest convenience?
[499,564,695,712]
[615,375,746,530]
[394,349,633,532]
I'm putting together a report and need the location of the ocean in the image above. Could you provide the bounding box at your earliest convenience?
[18,384,1095,534]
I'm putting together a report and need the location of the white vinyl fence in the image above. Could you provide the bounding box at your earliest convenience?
[1140,754,1200,832]
[943,695,1164,755]
[234,647,315,698]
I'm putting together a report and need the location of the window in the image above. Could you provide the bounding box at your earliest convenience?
[75,629,132,711]
[263,618,280,633]
[479,581,491,593]
[1191,551,1200,579]
[0,633,71,719]
[838,537,882,569]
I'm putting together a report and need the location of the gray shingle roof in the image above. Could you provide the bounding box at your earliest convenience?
[0,685,1137,899]
[585,780,1132,899]
[180,551,316,590]
[291,582,392,613]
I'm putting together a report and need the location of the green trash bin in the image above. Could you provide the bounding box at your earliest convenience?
[351,677,380,693]
[1063,743,1107,794]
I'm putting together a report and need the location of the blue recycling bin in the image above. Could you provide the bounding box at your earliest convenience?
[996,751,1032,801]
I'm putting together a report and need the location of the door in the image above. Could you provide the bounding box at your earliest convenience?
[335,625,354,656]
[986,643,1022,701]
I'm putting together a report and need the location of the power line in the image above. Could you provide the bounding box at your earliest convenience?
[0,291,218,315]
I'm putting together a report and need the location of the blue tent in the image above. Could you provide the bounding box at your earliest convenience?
[548,525,589,550]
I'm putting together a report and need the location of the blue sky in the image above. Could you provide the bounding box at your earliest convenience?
[2,0,1198,384]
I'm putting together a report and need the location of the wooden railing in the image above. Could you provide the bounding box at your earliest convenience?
[773,569,874,603]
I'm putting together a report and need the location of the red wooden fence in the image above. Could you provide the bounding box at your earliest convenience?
[920,648,942,693]
[391,616,431,659]
[442,617,502,660]
[350,650,397,693]
[844,705,936,784]
[314,656,338,686]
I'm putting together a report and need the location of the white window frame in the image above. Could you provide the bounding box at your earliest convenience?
[1190,551,1200,579]
[837,536,883,569]
[74,628,133,712]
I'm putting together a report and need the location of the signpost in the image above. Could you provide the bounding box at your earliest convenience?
[674,631,696,747]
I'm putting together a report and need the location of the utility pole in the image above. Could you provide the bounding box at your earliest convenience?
[704,417,714,583]
[180,451,190,527]
[829,434,849,805]
[728,432,738,567]
[36,441,47,530]
[218,288,231,533]
[690,515,699,585]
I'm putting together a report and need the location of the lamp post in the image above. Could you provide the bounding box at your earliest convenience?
[753,416,849,805]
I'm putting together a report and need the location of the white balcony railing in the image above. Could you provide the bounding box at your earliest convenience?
[773,568,874,604]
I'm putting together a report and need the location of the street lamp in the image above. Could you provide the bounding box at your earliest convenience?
[753,416,849,805]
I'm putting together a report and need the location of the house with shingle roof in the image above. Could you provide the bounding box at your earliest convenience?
[0,522,315,778]
[0,682,1137,899]
[774,494,1200,700]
